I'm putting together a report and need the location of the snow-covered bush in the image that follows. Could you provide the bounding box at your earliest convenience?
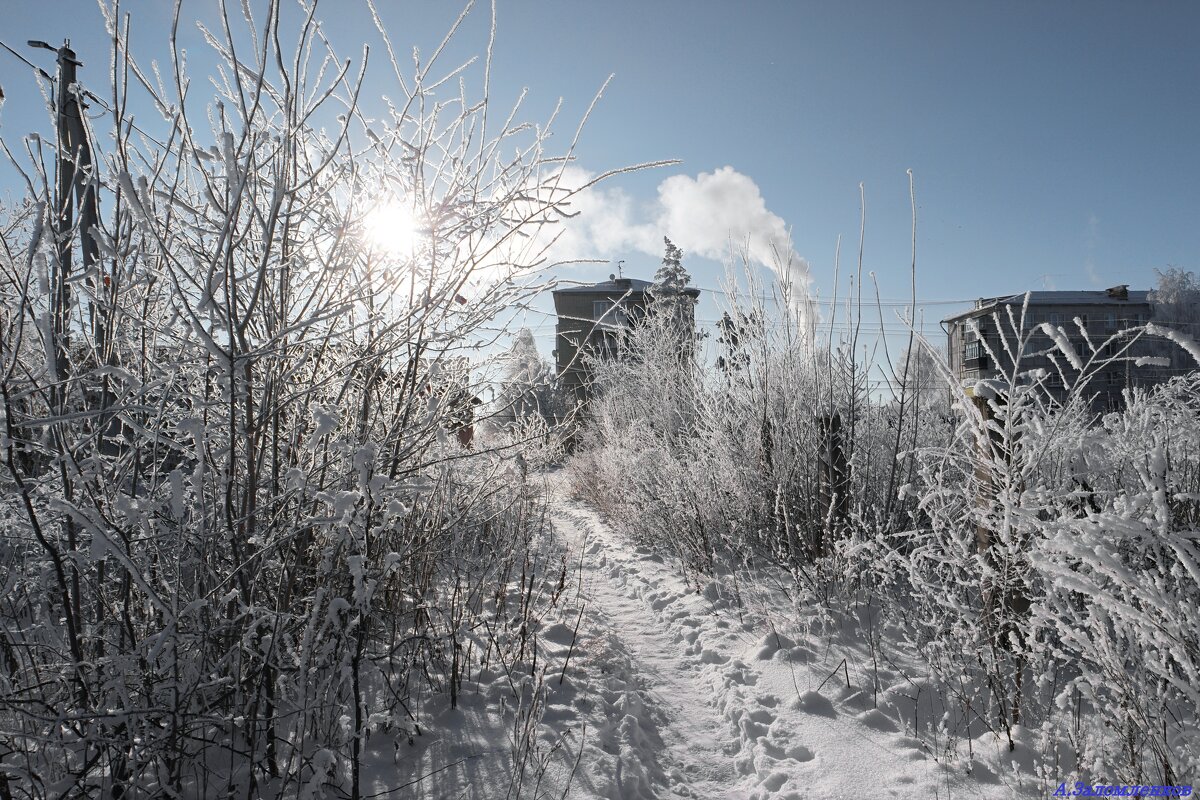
[1030,377,1200,783]
[888,305,1200,785]
[491,329,559,425]
[0,3,621,797]
[574,245,948,581]
[571,302,716,573]
[577,264,1200,786]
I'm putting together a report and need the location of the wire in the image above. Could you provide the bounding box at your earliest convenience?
[690,283,973,307]
[549,278,975,307]
[1,36,181,153]
[0,39,54,81]
[78,88,172,150]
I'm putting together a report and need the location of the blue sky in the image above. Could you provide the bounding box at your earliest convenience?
[1,1,1197,354]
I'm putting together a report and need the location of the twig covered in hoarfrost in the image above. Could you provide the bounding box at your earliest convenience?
[0,2,647,798]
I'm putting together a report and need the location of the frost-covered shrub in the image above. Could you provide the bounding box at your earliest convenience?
[570,308,719,573]
[578,273,1200,786]
[574,255,947,580]
[0,4,614,797]
[487,414,566,471]
[892,312,1200,785]
[1030,377,1200,783]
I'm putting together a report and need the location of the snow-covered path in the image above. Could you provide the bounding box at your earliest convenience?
[554,503,744,796]
[382,483,1041,798]
[549,491,1037,800]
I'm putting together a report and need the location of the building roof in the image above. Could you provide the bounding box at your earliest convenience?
[942,288,1151,324]
[552,277,655,295]
[552,276,700,298]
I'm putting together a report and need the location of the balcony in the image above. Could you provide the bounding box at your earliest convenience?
[962,339,989,371]
[963,354,989,371]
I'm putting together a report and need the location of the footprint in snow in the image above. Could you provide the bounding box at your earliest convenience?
[786,744,815,762]
[759,771,789,792]
[753,633,796,660]
[760,733,817,764]
[748,707,774,724]
[740,716,770,740]
[791,689,837,718]
[837,687,875,711]
[856,708,899,733]
[722,663,758,687]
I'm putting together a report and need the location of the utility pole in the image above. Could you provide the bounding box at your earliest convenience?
[30,39,104,374]
[816,412,848,558]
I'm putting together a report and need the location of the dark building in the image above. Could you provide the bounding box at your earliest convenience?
[942,285,1176,410]
[551,275,700,405]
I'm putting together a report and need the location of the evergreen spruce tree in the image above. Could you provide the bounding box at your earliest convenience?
[495,328,557,427]
[649,237,698,360]
[653,237,691,297]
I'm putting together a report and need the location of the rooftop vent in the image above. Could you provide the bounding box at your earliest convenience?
[1106,284,1129,300]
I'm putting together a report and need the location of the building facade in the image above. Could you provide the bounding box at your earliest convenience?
[943,285,1170,409]
[551,275,699,405]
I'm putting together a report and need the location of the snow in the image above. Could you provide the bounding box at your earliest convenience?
[1039,323,1083,370]
[377,475,1041,798]
[1145,322,1200,366]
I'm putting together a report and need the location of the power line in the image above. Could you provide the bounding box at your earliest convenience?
[689,283,973,307]
[0,39,54,80]
[1,36,175,152]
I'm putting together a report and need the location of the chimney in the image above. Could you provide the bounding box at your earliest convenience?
[1106,284,1129,300]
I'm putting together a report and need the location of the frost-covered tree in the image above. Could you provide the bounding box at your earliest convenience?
[645,237,699,364]
[493,327,559,427]
[1148,267,1200,374]
[652,236,691,296]
[0,2,633,797]
[715,310,757,379]
[1149,266,1200,327]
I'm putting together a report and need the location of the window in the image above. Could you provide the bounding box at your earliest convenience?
[1048,311,1063,327]
[1105,312,1116,331]
[591,330,619,359]
[1107,371,1122,387]
[964,340,985,362]
[1076,313,1088,329]
[593,299,629,326]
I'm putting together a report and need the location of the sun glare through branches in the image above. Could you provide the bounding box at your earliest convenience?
[361,199,426,261]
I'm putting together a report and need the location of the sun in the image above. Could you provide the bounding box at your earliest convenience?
[362,201,424,258]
